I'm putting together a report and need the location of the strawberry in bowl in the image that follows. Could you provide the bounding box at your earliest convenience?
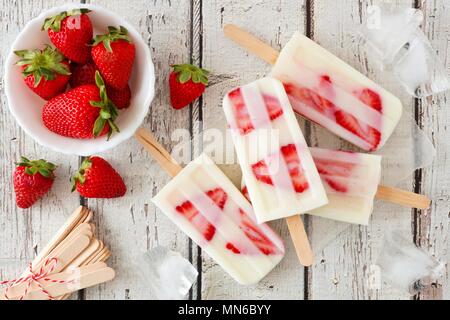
[5,4,154,156]
[14,46,71,100]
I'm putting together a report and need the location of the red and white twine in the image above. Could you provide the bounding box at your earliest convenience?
[0,257,73,300]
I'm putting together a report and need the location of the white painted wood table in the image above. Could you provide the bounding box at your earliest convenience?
[0,0,448,300]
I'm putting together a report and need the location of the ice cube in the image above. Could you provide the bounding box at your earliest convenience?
[376,231,445,295]
[359,5,450,97]
[133,246,198,300]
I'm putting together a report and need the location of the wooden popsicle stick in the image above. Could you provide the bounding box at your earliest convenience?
[22,207,88,277]
[45,234,92,273]
[135,127,182,177]
[3,263,114,300]
[224,24,279,65]
[136,128,314,266]
[82,210,94,223]
[64,239,101,269]
[376,185,431,209]
[285,215,314,266]
[57,240,105,300]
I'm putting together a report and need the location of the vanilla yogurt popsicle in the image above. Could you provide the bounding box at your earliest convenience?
[243,147,382,225]
[223,77,328,223]
[152,153,285,285]
[271,32,403,151]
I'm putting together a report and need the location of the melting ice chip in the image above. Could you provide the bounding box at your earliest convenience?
[134,246,198,299]
[359,5,450,97]
[376,231,445,295]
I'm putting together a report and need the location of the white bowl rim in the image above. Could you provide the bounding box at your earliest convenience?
[4,3,155,156]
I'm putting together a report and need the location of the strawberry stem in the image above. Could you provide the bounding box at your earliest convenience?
[89,71,120,139]
[14,46,70,87]
[42,8,91,32]
[92,26,131,53]
[71,157,92,191]
[16,156,56,178]
[171,63,209,85]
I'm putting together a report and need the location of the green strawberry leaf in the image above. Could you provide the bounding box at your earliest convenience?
[14,46,70,87]
[172,63,209,85]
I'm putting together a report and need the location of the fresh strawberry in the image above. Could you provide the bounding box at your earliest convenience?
[169,63,209,109]
[281,144,309,193]
[69,61,97,88]
[13,157,56,209]
[106,84,131,109]
[43,9,93,64]
[42,71,119,139]
[71,156,126,198]
[227,88,283,135]
[175,188,227,241]
[354,88,382,112]
[334,110,381,150]
[251,160,273,185]
[91,26,135,89]
[14,46,70,100]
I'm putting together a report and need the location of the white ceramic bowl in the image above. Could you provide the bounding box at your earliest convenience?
[5,4,155,156]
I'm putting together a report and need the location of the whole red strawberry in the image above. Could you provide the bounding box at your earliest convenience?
[169,64,209,109]
[13,157,56,209]
[72,156,126,198]
[91,26,135,89]
[14,46,70,100]
[42,71,119,139]
[42,9,93,64]
[107,84,131,109]
[70,61,97,88]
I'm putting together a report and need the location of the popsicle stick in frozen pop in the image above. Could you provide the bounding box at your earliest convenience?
[224,24,403,152]
[135,128,286,283]
[242,147,430,225]
[223,77,328,223]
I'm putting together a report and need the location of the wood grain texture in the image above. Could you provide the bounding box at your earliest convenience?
[307,0,418,300]
[415,0,449,300]
[0,0,448,300]
[200,0,307,299]
[0,0,80,300]
[81,0,194,299]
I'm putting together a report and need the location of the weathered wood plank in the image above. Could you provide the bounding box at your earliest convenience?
[0,0,80,299]
[416,0,450,300]
[200,0,307,299]
[307,0,417,299]
[82,0,193,299]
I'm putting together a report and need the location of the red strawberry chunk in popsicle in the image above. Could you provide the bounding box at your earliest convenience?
[228,88,283,135]
[281,144,309,193]
[354,88,382,112]
[250,144,309,193]
[334,110,381,151]
[314,158,355,177]
[226,208,282,255]
[251,160,273,185]
[175,188,228,241]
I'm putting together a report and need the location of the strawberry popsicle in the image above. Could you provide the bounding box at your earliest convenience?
[152,153,285,285]
[243,147,382,225]
[223,77,328,223]
[271,33,402,151]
